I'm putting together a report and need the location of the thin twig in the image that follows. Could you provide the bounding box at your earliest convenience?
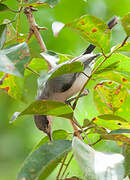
[61,154,74,178]
[24,7,47,52]
[90,137,102,146]
[56,154,68,180]
[26,29,33,43]
[16,7,23,40]
[25,66,40,76]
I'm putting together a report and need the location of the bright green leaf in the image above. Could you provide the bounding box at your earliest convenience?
[17,139,72,180]
[0,24,7,49]
[66,15,111,53]
[93,118,130,131]
[24,58,48,76]
[72,137,125,180]
[121,13,130,36]
[94,71,130,90]
[0,74,25,101]
[49,61,84,80]
[21,100,73,118]
[95,53,130,74]
[10,100,73,123]
[0,42,30,77]
[94,80,128,113]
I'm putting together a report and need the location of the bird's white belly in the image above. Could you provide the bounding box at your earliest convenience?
[53,73,88,102]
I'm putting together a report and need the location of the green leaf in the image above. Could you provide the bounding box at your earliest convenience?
[33,129,70,151]
[24,58,48,76]
[109,129,130,135]
[17,139,72,180]
[49,61,84,80]
[95,53,130,74]
[92,117,130,131]
[0,3,9,12]
[0,74,25,101]
[101,129,130,144]
[93,80,128,113]
[122,144,130,176]
[121,13,130,36]
[4,21,28,46]
[98,114,127,122]
[0,42,30,77]
[0,24,7,49]
[21,100,73,118]
[66,15,111,53]
[101,134,130,144]
[113,41,130,52]
[94,71,130,90]
[10,100,73,123]
[72,137,125,180]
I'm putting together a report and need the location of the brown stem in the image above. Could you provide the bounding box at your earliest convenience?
[56,154,68,180]
[120,36,129,47]
[24,7,47,52]
[61,154,74,178]
[25,66,40,76]
[70,119,82,140]
[90,137,102,146]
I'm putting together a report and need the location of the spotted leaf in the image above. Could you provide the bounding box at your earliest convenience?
[66,15,111,53]
[0,42,30,77]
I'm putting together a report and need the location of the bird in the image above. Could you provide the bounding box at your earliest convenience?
[34,52,100,140]
[34,16,118,140]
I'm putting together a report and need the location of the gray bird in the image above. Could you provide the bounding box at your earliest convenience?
[34,16,118,140]
[34,53,100,140]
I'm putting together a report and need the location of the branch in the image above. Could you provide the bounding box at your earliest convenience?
[56,154,68,180]
[24,7,47,52]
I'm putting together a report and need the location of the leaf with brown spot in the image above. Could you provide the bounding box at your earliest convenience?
[17,140,72,180]
[66,15,111,53]
[93,80,128,114]
[0,73,25,101]
[101,129,130,144]
[0,42,30,77]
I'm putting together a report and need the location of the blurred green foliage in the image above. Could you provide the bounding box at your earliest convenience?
[0,0,129,179]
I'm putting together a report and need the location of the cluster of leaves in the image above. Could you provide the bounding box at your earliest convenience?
[0,0,130,179]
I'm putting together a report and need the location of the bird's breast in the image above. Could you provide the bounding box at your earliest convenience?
[51,73,88,102]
